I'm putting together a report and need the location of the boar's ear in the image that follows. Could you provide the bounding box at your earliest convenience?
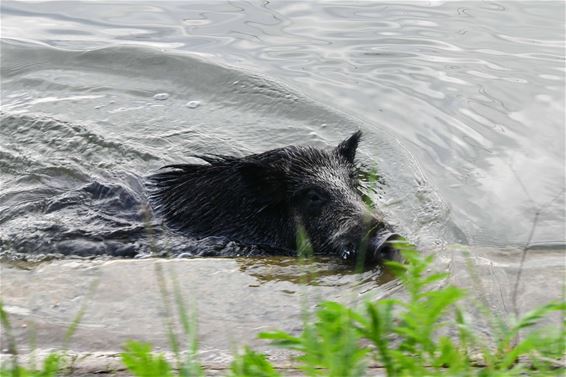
[238,161,286,204]
[335,130,362,163]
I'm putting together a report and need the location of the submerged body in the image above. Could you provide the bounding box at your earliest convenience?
[148,131,397,262]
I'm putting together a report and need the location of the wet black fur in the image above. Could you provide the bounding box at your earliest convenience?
[148,131,372,256]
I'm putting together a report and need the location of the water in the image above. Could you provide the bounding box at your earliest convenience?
[1,0,564,367]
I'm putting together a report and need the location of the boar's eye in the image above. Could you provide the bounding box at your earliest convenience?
[307,190,322,203]
[303,188,328,209]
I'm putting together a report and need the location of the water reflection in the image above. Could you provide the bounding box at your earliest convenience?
[235,256,396,287]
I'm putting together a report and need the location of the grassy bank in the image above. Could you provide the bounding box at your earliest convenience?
[1,241,564,377]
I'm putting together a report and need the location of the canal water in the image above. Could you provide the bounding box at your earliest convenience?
[1,0,563,370]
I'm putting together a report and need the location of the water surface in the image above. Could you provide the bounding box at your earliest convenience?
[0,0,564,366]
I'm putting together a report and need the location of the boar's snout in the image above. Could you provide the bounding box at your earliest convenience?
[338,214,402,264]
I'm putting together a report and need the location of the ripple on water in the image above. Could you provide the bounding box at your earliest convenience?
[185,100,200,108]
[153,92,170,100]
